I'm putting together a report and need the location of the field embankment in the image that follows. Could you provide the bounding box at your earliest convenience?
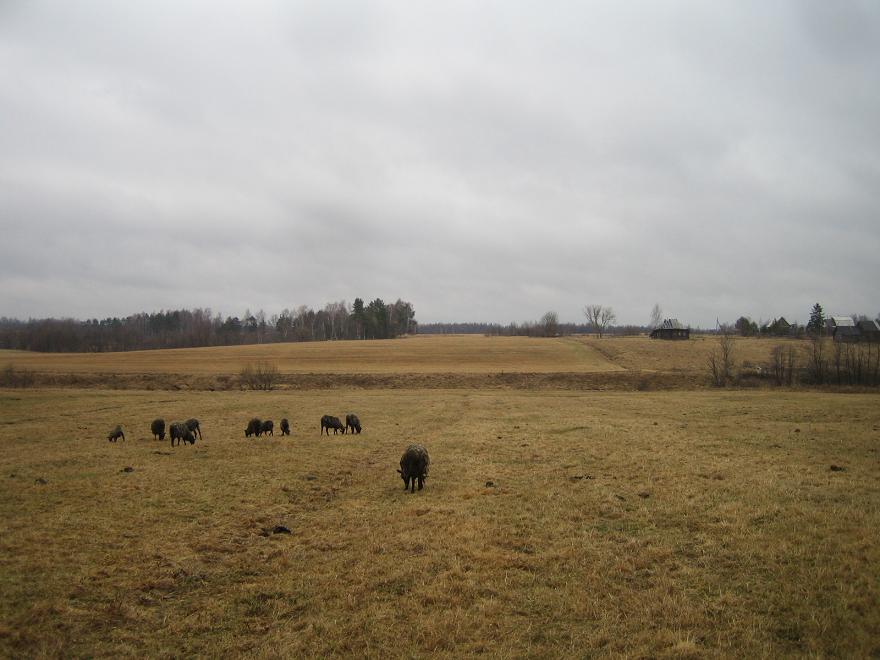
[0,334,812,391]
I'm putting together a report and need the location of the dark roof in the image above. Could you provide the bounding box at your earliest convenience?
[857,320,880,333]
[659,318,686,330]
[834,325,860,336]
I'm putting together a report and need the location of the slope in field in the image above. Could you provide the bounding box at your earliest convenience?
[0,335,623,375]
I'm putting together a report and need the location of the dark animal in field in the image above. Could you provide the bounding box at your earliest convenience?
[398,444,430,493]
[185,418,202,440]
[170,421,196,447]
[280,418,290,435]
[150,418,165,440]
[261,420,274,436]
[107,425,125,442]
[345,414,361,434]
[321,415,345,435]
[245,418,262,437]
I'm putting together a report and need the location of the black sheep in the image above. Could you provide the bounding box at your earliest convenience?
[150,418,165,440]
[398,444,430,493]
[345,414,361,434]
[280,418,291,435]
[261,420,274,436]
[321,415,345,435]
[170,422,195,447]
[107,425,125,442]
[185,418,202,440]
[245,418,262,437]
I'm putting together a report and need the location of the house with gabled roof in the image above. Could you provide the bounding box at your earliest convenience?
[827,316,859,342]
[650,319,690,340]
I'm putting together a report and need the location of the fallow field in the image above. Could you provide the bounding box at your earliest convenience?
[1,335,878,657]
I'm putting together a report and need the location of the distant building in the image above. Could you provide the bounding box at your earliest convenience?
[856,319,880,342]
[650,319,690,340]
[827,317,859,342]
[767,317,792,336]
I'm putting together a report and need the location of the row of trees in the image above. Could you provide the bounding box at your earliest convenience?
[710,334,880,387]
[422,304,624,338]
[0,298,416,353]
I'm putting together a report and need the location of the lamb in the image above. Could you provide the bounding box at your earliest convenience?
[321,415,345,435]
[397,444,430,493]
[280,418,291,435]
[245,418,262,437]
[150,418,165,440]
[107,425,125,442]
[345,414,361,434]
[170,421,195,447]
[260,420,274,436]
[185,418,202,440]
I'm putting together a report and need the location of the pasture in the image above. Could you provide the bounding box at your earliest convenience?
[0,334,624,376]
[1,386,879,657]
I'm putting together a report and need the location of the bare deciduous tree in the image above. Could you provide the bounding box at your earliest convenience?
[649,303,663,330]
[540,311,559,337]
[770,344,799,386]
[708,333,737,386]
[583,305,616,338]
[807,336,827,384]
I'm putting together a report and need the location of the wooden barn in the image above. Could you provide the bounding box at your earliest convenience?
[827,317,859,342]
[650,319,690,340]
[857,319,880,342]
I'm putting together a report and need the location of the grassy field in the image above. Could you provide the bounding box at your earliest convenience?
[1,387,879,657]
[0,334,815,394]
[0,335,625,375]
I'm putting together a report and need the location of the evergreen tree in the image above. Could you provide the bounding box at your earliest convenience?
[807,303,825,335]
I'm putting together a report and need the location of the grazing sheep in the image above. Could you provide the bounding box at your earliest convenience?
[170,422,195,447]
[261,420,274,436]
[107,425,125,442]
[280,418,290,435]
[185,418,202,440]
[150,418,165,440]
[345,413,361,434]
[321,415,345,435]
[245,418,262,438]
[398,444,430,493]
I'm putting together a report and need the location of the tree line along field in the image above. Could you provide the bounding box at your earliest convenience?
[1,387,879,657]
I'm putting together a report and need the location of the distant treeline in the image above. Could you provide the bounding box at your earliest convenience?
[419,322,647,336]
[0,298,416,353]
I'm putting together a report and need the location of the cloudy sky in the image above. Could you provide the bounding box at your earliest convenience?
[1,1,878,327]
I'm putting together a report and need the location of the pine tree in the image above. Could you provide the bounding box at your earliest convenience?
[807,303,825,335]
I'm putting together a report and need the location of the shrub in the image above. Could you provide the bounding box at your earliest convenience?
[0,364,35,388]
[239,361,280,391]
[707,334,737,387]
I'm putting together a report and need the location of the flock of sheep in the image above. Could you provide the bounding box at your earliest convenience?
[105,414,431,492]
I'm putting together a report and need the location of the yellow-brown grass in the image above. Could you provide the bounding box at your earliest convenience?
[1,388,878,657]
[0,335,623,376]
[577,334,803,374]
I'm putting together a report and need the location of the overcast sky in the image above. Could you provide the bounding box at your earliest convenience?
[1,1,878,327]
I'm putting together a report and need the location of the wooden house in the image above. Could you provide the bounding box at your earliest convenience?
[650,319,690,340]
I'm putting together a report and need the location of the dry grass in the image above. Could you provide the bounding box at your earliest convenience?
[0,335,817,393]
[1,388,879,657]
[0,335,623,376]
[578,335,802,374]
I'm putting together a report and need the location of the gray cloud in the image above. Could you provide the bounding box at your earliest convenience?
[1,1,878,327]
